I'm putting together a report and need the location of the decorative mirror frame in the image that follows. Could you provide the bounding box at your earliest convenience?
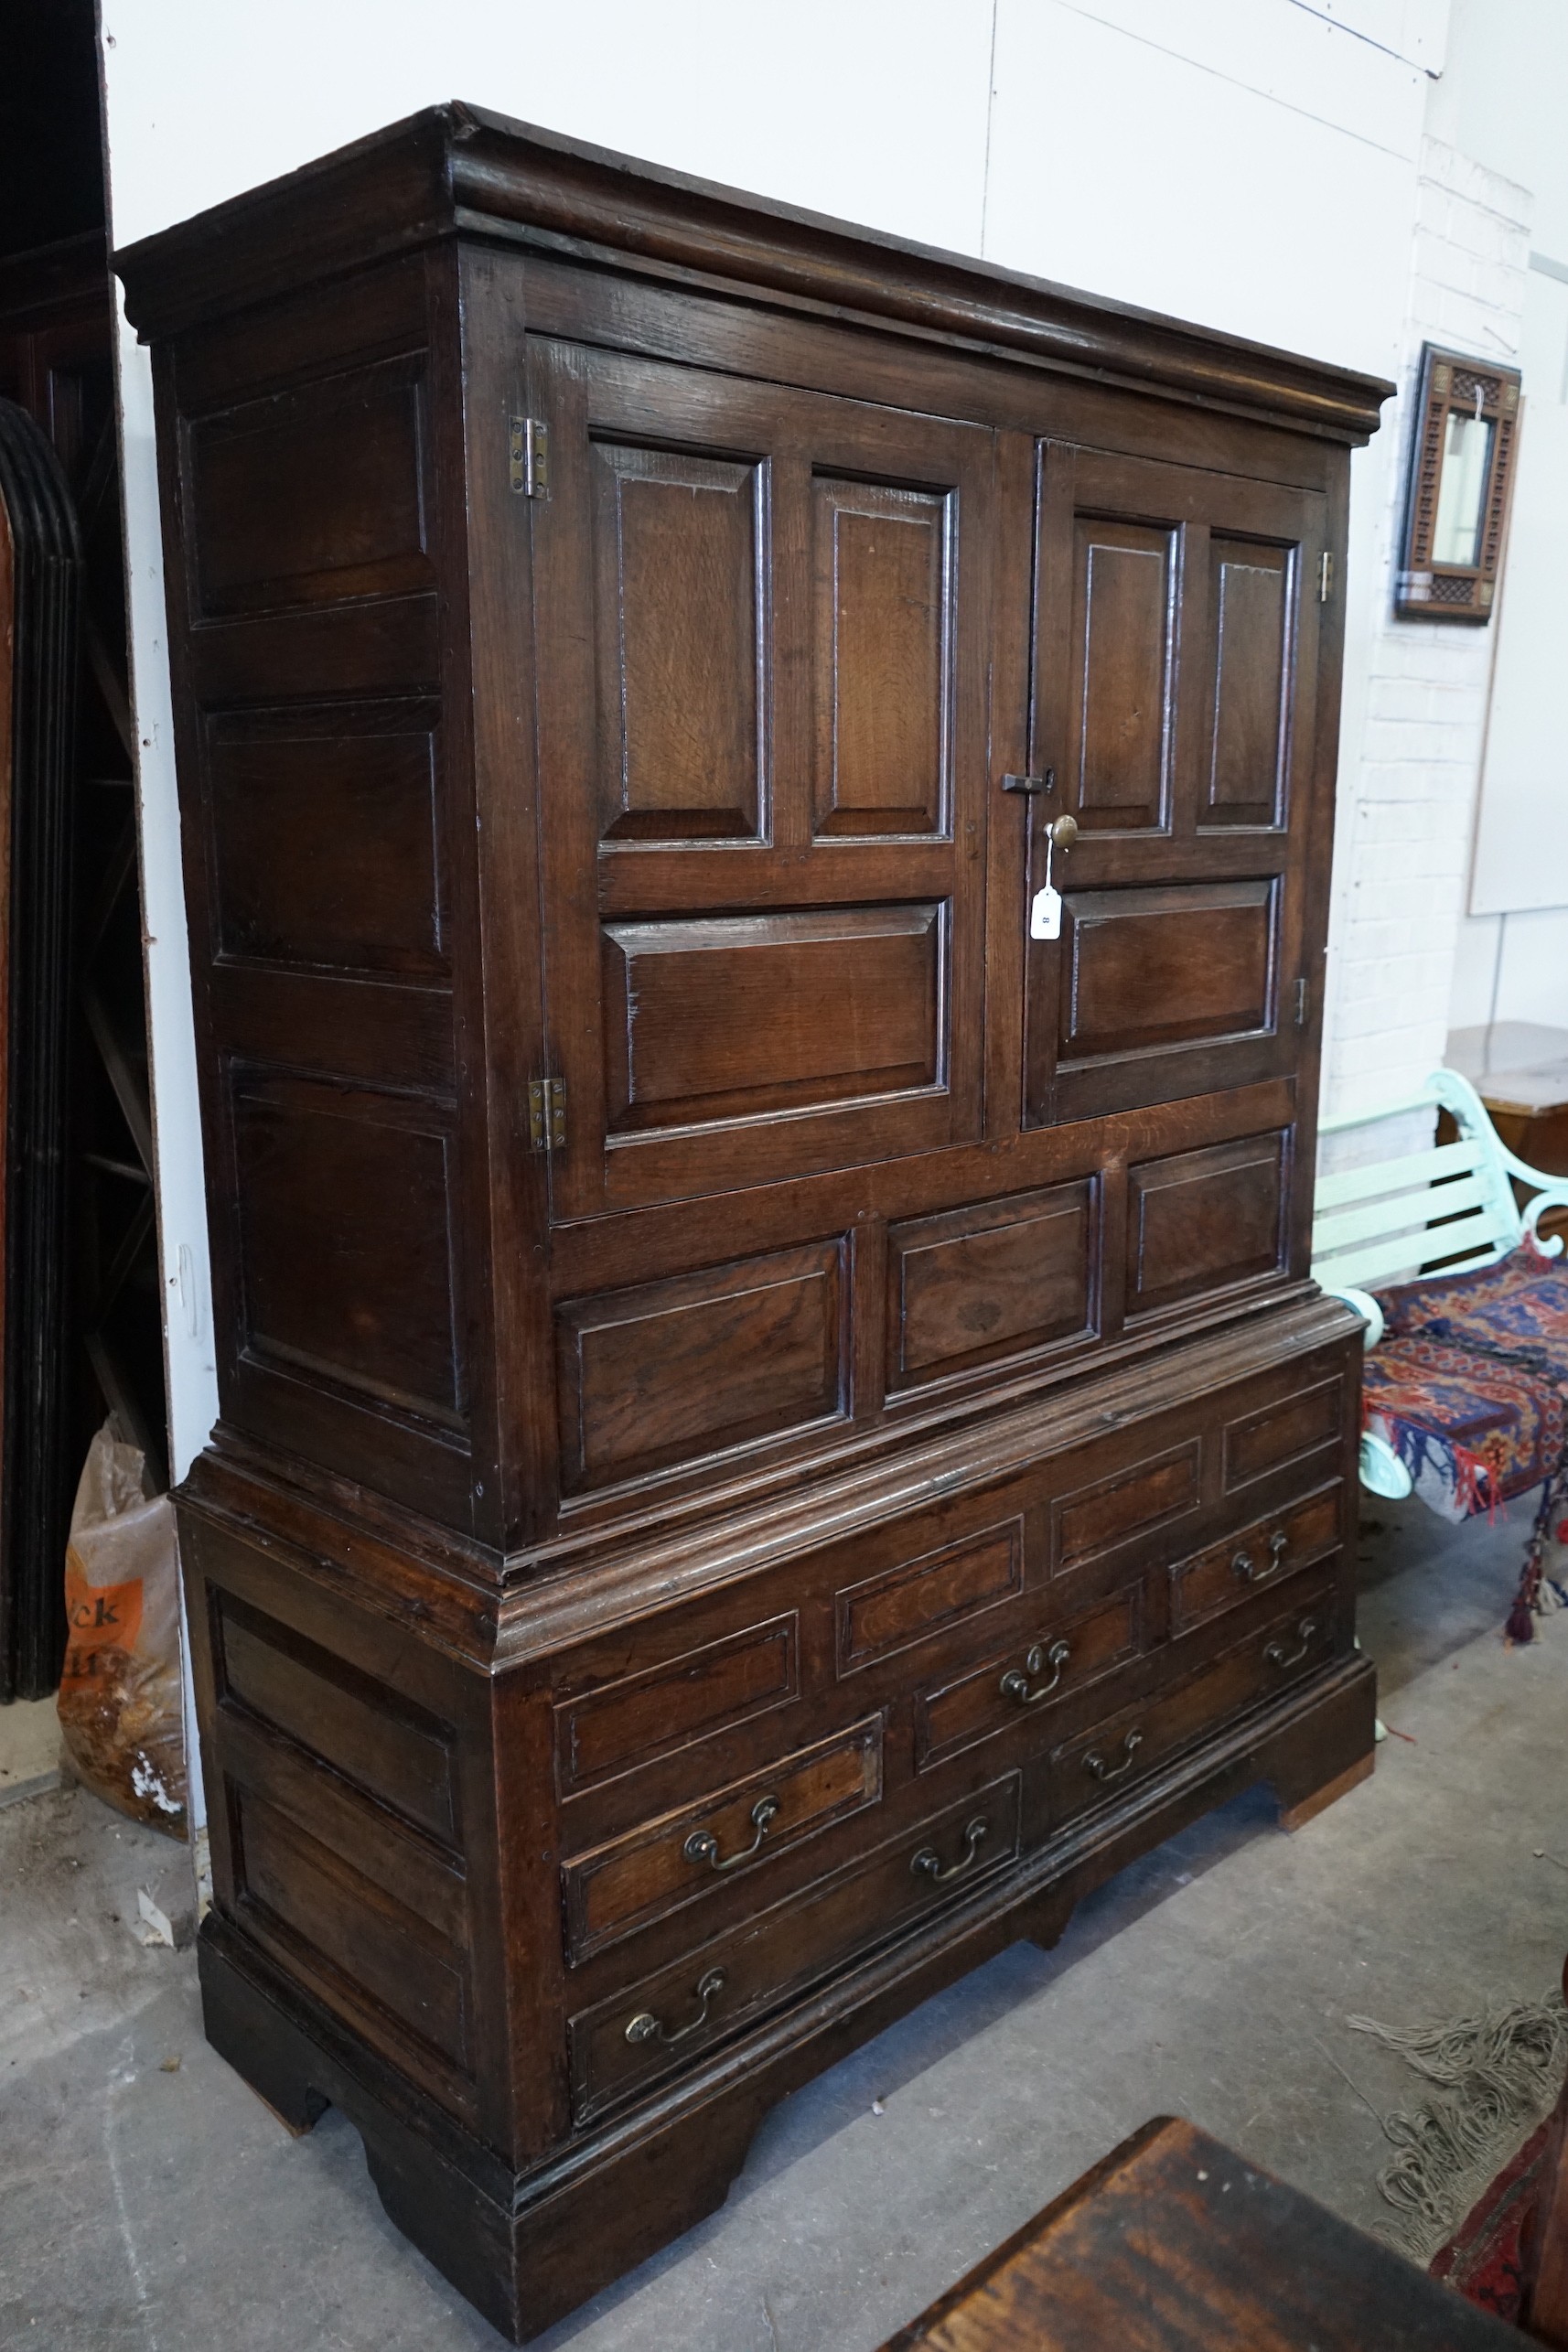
[1395,342,1521,622]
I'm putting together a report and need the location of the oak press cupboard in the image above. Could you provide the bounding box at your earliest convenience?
[117,107,1391,2339]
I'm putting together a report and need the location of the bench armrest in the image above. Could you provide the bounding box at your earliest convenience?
[1520,1187,1568,1258]
[1359,1429,1413,1499]
[1321,1283,1385,1349]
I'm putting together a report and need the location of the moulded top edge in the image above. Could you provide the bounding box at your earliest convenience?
[114,101,1393,446]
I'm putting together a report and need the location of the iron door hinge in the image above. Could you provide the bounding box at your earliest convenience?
[527,1077,565,1152]
[510,416,549,498]
[1295,975,1310,1027]
[1317,550,1333,604]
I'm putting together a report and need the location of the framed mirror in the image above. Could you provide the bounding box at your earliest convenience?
[1396,343,1521,622]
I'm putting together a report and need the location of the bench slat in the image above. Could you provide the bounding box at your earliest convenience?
[1312,1172,1498,1255]
[1314,1139,1483,1211]
[1317,1209,1506,1294]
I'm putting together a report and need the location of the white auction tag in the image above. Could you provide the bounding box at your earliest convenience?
[1030,886,1062,940]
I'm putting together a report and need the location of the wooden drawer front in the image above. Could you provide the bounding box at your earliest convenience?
[1051,1584,1337,1830]
[562,1717,884,1965]
[1052,1441,1200,1577]
[569,1771,1021,2121]
[1224,1374,1345,1492]
[1169,1484,1341,1636]
[554,1614,799,1798]
[835,1520,1024,1675]
[914,1585,1142,1772]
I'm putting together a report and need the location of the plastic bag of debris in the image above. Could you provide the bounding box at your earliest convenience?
[56,1421,187,1837]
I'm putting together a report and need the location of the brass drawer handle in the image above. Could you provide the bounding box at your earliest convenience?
[1000,1638,1070,1705]
[624,1966,727,2048]
[684,1795,780,1874]
[1264,1617,1317,1672]
[911,1815,990,1885]
[1234,1530,1289,1584]
[1083,1729,1144,1783]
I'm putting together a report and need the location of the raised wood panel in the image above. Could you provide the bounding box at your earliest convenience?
[206,701,446,975]
[217,1595,458,1846]
[561,1716,883,1964]
[835,1521,1024,1674]
[218,1702,467,1943]
[231,1079,464,1428]
[1060,882,1276,1062]
[235,1788,471,2069]
[590,441,764,842]
[599,905,943,1132]
[886,1180,1097,1389]
[530,338,991,1222]
[1205,538,1291,828]
[1126,1129,1289,1322]
[555,1616,800,1796]
[187,593,441,705]
[186,357,428,618]
[813,476,950,837]
[1053,1442,1201,1574]
[555,1240,847,1492]
[1070,519,1176,832]
[1224,1375,1345,1491]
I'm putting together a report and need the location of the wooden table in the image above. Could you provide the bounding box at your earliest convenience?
[878,2116,1516,2349]
[1450,1022,1568,1250]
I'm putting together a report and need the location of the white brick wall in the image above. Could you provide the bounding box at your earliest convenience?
[1321,136,1532,1128]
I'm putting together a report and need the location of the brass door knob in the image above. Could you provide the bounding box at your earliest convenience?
[1048,814,1079,850]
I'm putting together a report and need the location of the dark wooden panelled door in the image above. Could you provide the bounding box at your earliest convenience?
[1023,446,1326,1132]
[528,343,994,1220]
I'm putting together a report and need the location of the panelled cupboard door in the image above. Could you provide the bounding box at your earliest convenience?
[1023,445,1326,1131]
[527,339,994,1220]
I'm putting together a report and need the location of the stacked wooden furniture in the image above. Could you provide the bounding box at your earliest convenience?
[877,2116,1520,2349]
[0,391,80,1702]
[117,106,1390,2341]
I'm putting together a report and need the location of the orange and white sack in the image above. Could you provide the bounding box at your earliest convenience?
[56,1421,187,1835]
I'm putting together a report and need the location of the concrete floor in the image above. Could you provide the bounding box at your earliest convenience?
[2,1497,1565,2352]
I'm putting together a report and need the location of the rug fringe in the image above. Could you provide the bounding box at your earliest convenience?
[1347,1992,1568,2264]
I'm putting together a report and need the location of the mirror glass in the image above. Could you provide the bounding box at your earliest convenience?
[1433,410,1494,566]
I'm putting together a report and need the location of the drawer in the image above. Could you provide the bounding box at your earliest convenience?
[1169,1482,1340,1636]
[568,1769,1022,2121]
[562,1716,883,1965]
[914,1584,1142,1772]
[553,1612,800,1801]
[1223,1372,1347,1493]
[1051,1581,1337,1830]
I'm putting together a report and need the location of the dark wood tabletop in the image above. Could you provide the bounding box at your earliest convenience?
[879,2115,1517,2349]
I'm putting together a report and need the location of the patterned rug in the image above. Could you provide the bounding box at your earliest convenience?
[1350,1989,1568,2328]
[1430,2114,1554,2324]
[1365,1240,1568,1638]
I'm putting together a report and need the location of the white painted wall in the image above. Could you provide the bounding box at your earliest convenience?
[1430,0,1568,1032]
[1321,136,1531,1117]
